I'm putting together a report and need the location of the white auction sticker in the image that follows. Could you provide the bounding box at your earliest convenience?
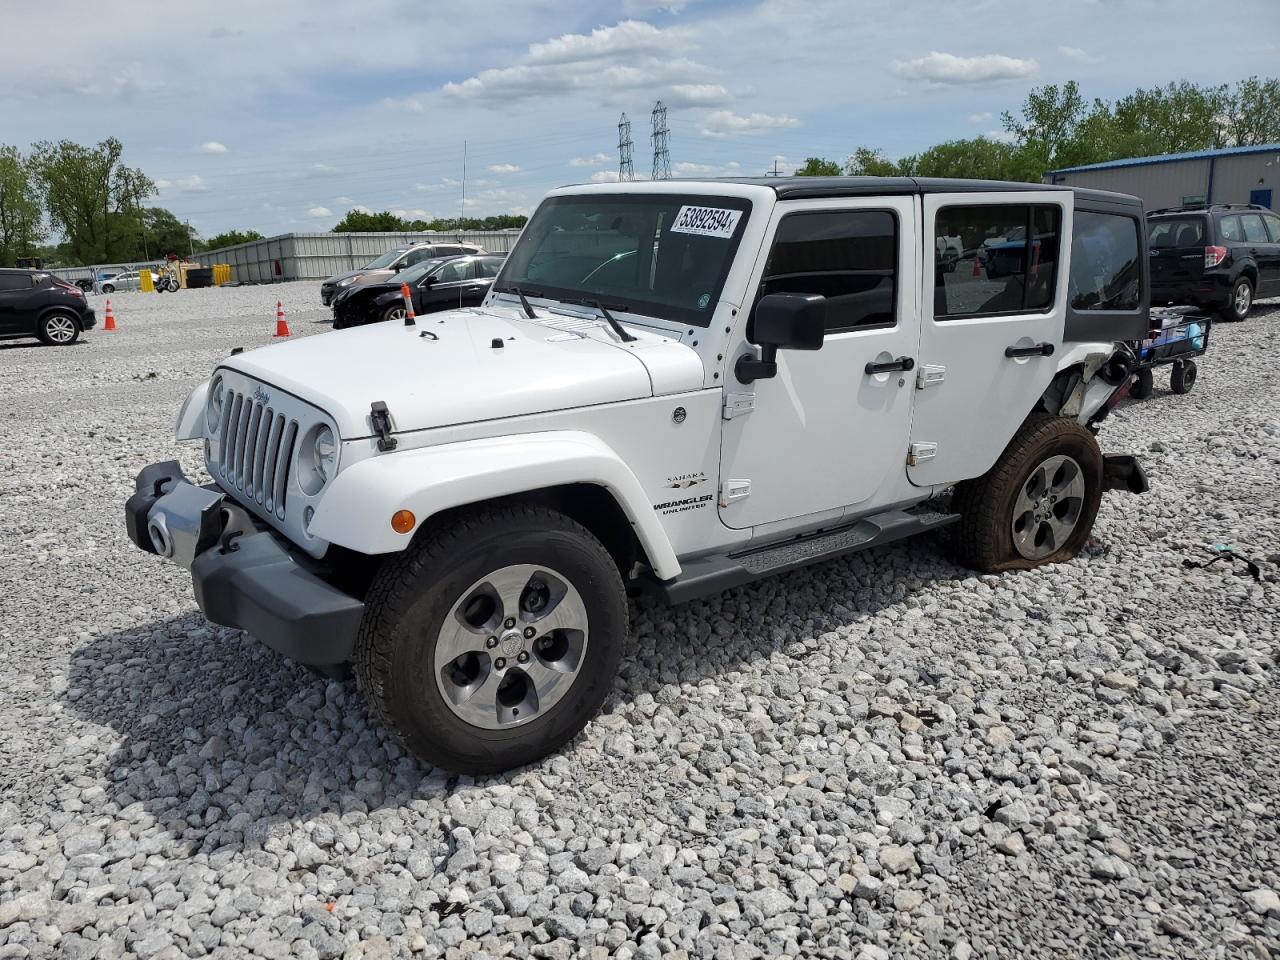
[670,205,742,238]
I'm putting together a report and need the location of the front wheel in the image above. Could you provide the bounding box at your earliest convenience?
[101,284,115,294]
[380,304,408,325]
[38,312,81,346]
[356,504,628,774]
[952,414,1103,573]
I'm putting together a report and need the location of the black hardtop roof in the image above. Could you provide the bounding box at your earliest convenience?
[702,176,1140,207]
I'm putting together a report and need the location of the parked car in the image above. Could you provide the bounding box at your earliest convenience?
[332,254,507,328]
[0,269,97,345]
[98,270,156,294]
[1147,203,1280,320]
[126,178,1150,774]
[320,242,487,305]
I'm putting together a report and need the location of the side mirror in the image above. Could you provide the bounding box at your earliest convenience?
[736,293,826,384]
[422,275,436,286]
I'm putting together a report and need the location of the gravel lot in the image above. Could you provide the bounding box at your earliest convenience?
[1,283,1277,960]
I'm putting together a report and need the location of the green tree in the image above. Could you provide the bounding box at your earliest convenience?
[845,147,902,176]
[912,137,1025,181]
[202,228,263,251]
[1219,76,1280,146]
[330,209,407,232]
[0,146,43,266]
[29,137,154,263]
[1001,81,1090,177]
[794,157,844,177]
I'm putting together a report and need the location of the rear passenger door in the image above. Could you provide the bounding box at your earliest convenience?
[908,193,1069,488]
[1243,212,1280,295]
[0,273,36,333]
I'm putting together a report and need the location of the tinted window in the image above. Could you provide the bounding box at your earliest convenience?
[1147,217,1205,248]
[475,257,504,278]
[1220,216,1245,242]
[403,248,436,267]
[1263,213,1280,242]
[435,245,464,256]
[759,210,897,332]
[1239,214,1270,244]
[934,205,1061,318]
[434,259,470,283]
[0,274,34,292]
[1070,211,1141,311]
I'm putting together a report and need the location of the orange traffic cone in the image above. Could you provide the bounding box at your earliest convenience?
[400,282,416,326]
[972,256,982,278]
[274,301,290,337]
[103,299,117,331]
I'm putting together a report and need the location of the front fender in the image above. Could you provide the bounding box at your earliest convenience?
[176,379,210,441]
[308,430,682,579]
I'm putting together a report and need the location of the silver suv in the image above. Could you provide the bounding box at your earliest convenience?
[320,242,486,304]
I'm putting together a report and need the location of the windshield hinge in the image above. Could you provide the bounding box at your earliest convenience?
[722,392,756,420]
[370,401,398,452]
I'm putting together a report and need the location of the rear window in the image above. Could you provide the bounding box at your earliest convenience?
[0,274,34,292]
[1071,211,1141,311]
[1220,217,1245,242]
[1147,217,1204,248]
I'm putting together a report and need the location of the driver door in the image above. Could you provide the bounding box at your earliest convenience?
[719,197,921,530]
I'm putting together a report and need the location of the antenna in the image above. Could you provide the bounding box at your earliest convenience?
[650,101,671,180]
[459,139,467,239]
[618,113,635,182]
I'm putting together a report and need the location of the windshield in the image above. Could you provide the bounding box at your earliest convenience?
[364,248,408,270]
[399,258,448,285]
[496,193,752,327]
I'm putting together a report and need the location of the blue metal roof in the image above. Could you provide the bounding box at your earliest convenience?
[1048,143,1280,175]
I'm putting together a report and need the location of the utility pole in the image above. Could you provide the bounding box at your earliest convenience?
[618,113,634,182]
[186,219,195,258]
[765,158,782,177]
[459,139,467,238]
[650,101,671,181]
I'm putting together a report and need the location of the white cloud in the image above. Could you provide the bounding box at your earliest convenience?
[967,111,994,123]
[199,141,228,154]
[311,162,338,175]
[891,52,1038,86]
[166,175,210,193]
[1057,45,1097,63]
[985,129,1018,144]
[488,163,521,174]
[352,204,372,214]
[307,206,332,218]
[442,20,727,107]
[623,0,690,12]
[590,170,622,182]
[570,153,612,167]
[701,110,802,138]
[334,196,354,204]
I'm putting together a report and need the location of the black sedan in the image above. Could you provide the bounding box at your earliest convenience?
[0,269,97,346]
[331,254,506,329]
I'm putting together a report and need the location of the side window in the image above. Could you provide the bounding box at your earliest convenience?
[1239,214,1270,244]
[934,204,1061,318]
[437,245,463,256]
[759,210,897,332]
[435,260,468,283]
[403,248,431,267]
[1263,213,1280,242]
[475,258,502,278]
[1220,216,1244,242]
[1070,211,1141,311]
[0,274,34,292]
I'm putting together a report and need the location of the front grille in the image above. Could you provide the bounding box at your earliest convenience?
[216,388,298,520]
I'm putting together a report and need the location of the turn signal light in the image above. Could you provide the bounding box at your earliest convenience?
[1204,245,1227,268]
[391,510,416,534]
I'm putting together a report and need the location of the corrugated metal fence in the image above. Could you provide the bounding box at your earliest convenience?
[190,231,523,284]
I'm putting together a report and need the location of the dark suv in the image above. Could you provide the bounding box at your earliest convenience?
[0,269,97,345]
[1147,204,1280,321]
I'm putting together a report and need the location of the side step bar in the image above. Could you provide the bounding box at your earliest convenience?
[643,508,960,605]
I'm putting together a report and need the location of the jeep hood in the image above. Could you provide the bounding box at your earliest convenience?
[223,306,703,438]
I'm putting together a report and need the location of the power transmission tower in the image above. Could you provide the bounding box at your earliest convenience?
[618,113,634,182]
[650,101,671,180]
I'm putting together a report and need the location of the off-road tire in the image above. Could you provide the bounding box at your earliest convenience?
[37,311,81,346]
[356,504,628,774]
[951,413,1104,573]
[1220,277,1253,322]
[1131,368,1154,400]
[1170,359,1197,395]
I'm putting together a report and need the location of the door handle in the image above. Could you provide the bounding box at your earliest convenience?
[1005,342,1055,358]
[864,356,915,375]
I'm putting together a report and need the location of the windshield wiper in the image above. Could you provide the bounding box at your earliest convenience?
[559,297,637,343]
[498,284,541,319]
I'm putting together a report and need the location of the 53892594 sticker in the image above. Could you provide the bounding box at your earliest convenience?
[670,205,743,239]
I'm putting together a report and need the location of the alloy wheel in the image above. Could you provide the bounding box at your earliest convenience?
[45,316,77,343]
[1011,454,1086,561]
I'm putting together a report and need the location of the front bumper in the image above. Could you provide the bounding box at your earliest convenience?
[125,461,364,667]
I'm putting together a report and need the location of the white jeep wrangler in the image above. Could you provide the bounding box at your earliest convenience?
[127,178,1150,773]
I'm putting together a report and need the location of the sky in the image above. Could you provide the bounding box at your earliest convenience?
[3,0,1276,239]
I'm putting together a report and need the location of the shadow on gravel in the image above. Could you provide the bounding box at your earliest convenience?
[65,531,966,851]
[0,340,88,351]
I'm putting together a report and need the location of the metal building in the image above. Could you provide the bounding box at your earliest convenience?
[190,230,523,284]
[1045,144,1280,211]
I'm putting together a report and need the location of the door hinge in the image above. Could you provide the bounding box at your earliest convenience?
[907,442,937,466]
[722,392,756,420]
[916,364,946,389]
[719,479,751,507]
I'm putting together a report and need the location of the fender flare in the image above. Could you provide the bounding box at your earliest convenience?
[308,430,682,579]
[176,379,210,440]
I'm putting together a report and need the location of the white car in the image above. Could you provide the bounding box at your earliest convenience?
[126,178,1151,773]
[98,270,156,294]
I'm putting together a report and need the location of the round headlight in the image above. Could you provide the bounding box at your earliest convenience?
[206,376,224,431]
[299,423,338,495]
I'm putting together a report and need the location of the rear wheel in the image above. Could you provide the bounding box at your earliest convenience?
[952,414,1103,573]
[1220,277,1253,321]
[1170,359,1197,394]
[356,504,628,774]
[37,312,80,346]
[101,283,115,294]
